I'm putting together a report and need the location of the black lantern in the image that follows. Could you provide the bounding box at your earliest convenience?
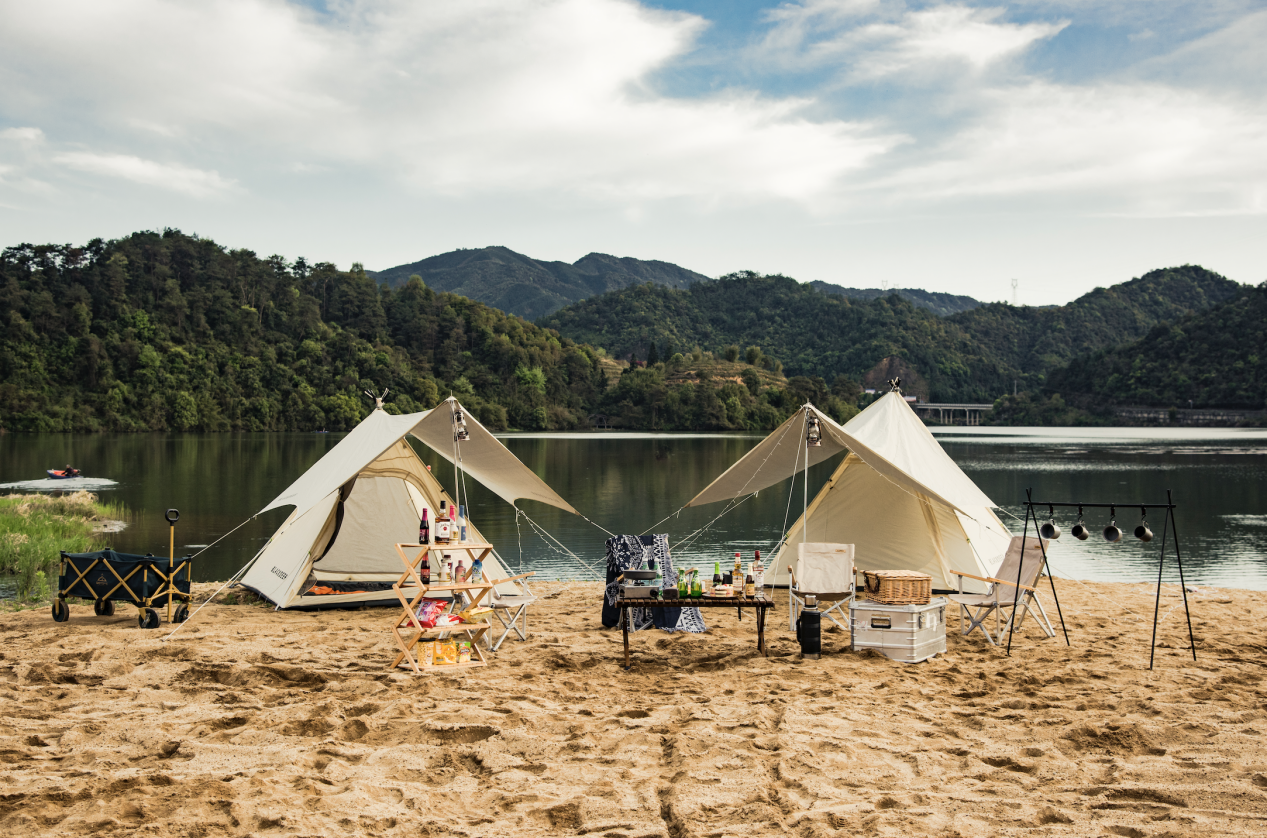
[806,414,822,447]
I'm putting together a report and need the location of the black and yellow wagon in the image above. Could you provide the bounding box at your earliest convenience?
[53,549,193,628]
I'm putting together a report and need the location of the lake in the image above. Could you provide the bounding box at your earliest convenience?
[2,426,1265,594]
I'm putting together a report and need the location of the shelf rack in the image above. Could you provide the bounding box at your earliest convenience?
[389,541,497,673]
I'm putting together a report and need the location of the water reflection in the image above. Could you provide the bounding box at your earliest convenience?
[1,426,1264,591]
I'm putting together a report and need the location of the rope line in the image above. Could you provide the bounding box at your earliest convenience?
[160,558,253,642]
[186,515,257,562]
[514,504,604,579]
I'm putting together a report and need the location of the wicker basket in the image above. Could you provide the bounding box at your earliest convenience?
[862,570,932,605]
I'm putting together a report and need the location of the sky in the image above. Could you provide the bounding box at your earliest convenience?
[1,0,1264,305]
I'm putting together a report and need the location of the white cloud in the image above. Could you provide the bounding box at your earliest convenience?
[52,152,234,197]
[760,1,1067,77]
[0,0,901,205]
[870,81,1267,216]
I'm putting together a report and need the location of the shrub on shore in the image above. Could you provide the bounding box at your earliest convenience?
[0,492,127,602]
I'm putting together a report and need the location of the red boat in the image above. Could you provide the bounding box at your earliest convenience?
[46,467,82,479]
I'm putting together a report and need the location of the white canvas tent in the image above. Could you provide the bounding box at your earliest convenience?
[686,392,1012,592]
[241,398,577,608]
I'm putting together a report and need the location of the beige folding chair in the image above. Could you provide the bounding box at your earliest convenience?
[950,537,1055,645]
[483,572,536,652]
[788,543,856,632]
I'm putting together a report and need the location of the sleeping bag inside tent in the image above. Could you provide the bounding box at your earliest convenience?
[686,392,1012,592]
[240,399,577,609]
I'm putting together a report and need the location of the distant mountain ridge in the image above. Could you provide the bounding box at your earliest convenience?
[809,281,981,317]
[370,246,708,320]
[541,266,1245,402]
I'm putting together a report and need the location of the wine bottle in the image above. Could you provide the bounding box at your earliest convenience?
[420,553,431,585]
[744,573,755,598]
[712,562,722,589]
[419,509,430,544]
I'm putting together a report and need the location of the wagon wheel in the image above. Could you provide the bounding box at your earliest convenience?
[94,599,115,617]
[138,608,161,629]
[172,603,189,624]
[51,599,70,623]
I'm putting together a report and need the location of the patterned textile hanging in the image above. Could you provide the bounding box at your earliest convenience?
[601,534,706,633]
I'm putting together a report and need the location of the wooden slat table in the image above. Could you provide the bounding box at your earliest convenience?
[615,595,775,670]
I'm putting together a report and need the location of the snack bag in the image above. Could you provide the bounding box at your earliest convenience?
[419,640,434,667]
[458,606,493,624]
[457,640,472,664]
[436,640,458,665]
[414,598,447,629]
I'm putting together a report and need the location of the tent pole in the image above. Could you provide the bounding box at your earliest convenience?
[802,411,809,550]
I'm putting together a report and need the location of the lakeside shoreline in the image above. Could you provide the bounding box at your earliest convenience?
[3,580,1265,836]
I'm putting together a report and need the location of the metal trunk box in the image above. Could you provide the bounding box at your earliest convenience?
[849,596,947,663]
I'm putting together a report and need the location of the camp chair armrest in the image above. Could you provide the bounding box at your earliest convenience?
[787,566,796,587]
[955,571,1036,592]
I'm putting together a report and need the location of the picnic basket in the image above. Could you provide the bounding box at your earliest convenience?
[862,569,931,605]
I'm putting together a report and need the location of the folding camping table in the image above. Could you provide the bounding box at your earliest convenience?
[615,594,775,670]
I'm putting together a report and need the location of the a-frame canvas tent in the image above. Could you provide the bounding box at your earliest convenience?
[686,392,1012,592]
[241,398,577,608]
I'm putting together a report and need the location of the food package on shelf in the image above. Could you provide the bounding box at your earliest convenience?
[459,606,493,624]
[436,640,458,665]
[457,640,472,664]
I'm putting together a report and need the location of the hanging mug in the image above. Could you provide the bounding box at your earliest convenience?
[1071,522,1089,541]
[1135,523,1153,542]
[1040,520,1061,540]
[1103,521,1122,542]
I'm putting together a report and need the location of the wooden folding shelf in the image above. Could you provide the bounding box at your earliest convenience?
[388,542,497,674]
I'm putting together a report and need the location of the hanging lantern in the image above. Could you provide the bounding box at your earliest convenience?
[454,407,470,441]
[806,414,822,447]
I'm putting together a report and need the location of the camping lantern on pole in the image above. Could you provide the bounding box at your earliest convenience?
[806,415,822,447]
[453,408,470,441]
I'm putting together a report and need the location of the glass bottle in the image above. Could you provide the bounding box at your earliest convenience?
[744,573,755,598]
[419,509,430,544]
[712,562,722,592]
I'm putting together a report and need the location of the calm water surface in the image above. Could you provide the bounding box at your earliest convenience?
[2,427,1265,593]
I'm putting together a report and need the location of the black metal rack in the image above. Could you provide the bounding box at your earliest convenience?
[1015,488,1195,669]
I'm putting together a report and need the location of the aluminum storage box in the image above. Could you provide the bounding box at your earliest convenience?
[850,596,947,663]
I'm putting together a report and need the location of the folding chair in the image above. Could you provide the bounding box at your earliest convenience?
[949,537,1056,645]
[483,572,536,652]
[788,543,856,633]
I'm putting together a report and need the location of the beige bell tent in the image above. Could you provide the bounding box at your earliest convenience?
[241,397,577,608]
[686,391,1012,592]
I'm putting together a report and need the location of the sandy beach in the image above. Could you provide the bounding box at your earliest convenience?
[2,579,1266,837]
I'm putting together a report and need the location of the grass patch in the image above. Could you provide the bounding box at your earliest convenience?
[0,492,129,602]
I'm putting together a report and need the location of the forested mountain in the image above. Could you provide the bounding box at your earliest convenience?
[541,267,1245,402]
[948,265,1244,390]
[0,231,609,432]
[0,231,828,434]
[1047,282,1267,410]
[809,281,981,317]
[370,246,707,320]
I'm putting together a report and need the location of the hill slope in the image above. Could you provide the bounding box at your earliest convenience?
[541,266,1245,402]
[0,232,609,432]
[809,281,981,317]
[1048,282,1267,410]
[370,246,707,320]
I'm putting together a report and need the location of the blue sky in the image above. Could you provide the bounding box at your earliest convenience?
[1,0,1264,304]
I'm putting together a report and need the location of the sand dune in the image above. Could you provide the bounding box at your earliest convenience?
[2,580,1266,837]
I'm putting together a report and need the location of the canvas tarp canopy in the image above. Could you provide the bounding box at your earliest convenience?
[685,392,1012,591]
[241,398,575,608]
